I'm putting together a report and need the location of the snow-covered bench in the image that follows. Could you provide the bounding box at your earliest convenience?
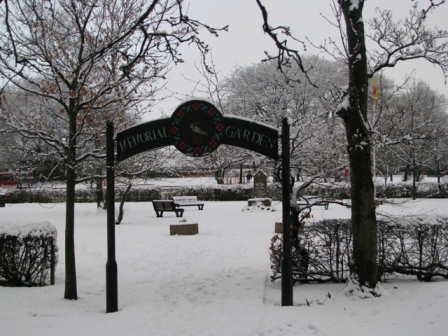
[152,200,184,217]
[171,196,204,210]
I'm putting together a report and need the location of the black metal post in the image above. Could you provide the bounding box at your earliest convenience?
[50,240,55,285]
[281,117,293,306]
[106,121,118,313]
[239,164,243,184]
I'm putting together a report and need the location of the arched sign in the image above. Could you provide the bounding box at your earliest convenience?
[116,99,279,161]
[107,100,292,313]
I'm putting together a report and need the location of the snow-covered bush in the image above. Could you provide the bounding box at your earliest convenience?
[5,189,66,203]
[3,184,266,203]
[0,222,58,286]
[121,188,161,202]
[163,184,255,201]
[270,219,352,284]
[270,216,448,284]
[270,235,313,283]
[4,181,448,203]
[377,216,448,281]
[375,182,448,198]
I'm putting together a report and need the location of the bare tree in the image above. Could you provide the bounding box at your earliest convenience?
[425,113,448,191]
[0,109,21,170]
[380,81,446,198]
[223,57,348,177]
[375,146,401,184]
[0,0,226,300]
[256,0,448,291]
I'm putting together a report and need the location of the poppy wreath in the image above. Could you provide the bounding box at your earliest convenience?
[170,100,225,157]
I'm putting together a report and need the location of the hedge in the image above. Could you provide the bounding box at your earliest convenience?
[2,184,263,203]
[2,181,448,203]
[0,222,58,287]
[270,216,448,284]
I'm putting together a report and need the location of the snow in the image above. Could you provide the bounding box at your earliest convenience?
[349,0,361,11]
[0,221,56,238]
[337,95,350,110]
[1,198,448,335]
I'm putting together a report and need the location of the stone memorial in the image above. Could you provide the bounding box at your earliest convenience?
[170,223,199,236]
[253,170,267,198]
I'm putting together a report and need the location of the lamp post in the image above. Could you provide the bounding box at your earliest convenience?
[281,117,293,306]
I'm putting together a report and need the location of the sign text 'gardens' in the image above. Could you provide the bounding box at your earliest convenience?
[222,116,278,160]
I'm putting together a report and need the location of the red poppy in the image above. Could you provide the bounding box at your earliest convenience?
[215,123,224,132]
[209,139,218,148]
[192,102,201,111]
[177,110,186,118]
[207,108,216,116]
[193,147,203,155]
[178,141,187,150]
[170,125,179,134]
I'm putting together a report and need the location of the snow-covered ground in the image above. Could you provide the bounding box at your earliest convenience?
[1,199,448,336]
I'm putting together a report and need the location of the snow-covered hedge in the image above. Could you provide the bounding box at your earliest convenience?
[0,222,58,287]
[3,188,66,203]
[162,184,257,201]
[270,216,448,284]
[2,184,271,203]
[301,182,448,199]
[2,182,448,203]
[375,182,448,198]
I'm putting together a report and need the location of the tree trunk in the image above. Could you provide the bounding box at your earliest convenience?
[116,182,132,224]
[412,164,417,200]
[64,100,78,300]
[339,0,378,289]
[96,167,104,208]
[215,169,225,184]
[64,165,78,300]
[403,163,410,182]
[345,126,378,287]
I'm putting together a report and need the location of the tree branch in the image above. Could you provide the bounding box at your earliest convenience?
[368,1,448,81]
[255,0,317,87]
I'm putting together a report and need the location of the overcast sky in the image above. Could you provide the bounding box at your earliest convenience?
[146,0,448,120]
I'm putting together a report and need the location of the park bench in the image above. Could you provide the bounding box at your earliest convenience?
[296,196,329,210]
[171,196,204,210]
[152,200,184,217]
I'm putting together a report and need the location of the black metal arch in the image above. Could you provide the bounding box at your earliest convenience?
[106,117,292,313]
[116,116,279,162]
